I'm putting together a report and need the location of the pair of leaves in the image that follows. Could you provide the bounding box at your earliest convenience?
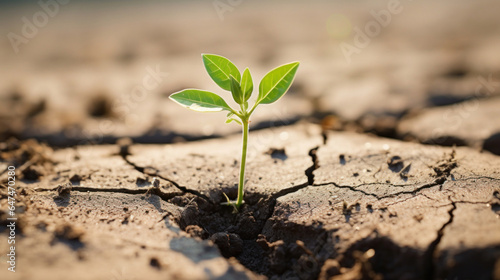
[204,54,253,105]
[169,54,299,115]
[230,69,253,104]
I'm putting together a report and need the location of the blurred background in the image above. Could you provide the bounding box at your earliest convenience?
[1,0,499,153]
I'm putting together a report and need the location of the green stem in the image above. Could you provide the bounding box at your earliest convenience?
[235,118,249,208]
[248,102,258,116]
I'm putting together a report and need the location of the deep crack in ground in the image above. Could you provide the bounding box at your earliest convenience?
[423,199,457,279]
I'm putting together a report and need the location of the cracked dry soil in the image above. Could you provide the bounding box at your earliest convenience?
[2,0,500,278]
[1,124,500,280]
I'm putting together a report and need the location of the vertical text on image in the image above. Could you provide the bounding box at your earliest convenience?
[6,166,17,273]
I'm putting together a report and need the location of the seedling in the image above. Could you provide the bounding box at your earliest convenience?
[169,54,299,210]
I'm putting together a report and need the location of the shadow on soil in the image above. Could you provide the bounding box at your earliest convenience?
[168,191,500,280]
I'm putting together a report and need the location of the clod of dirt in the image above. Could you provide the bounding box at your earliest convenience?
[209,232,244,258]
[295,253,320,280]
[0,139,53,180]
[185,225,208,239]
[256,234,320,277]
[56,182,73,196]
[179,204,200,229]
[331,249,382,280]
[152,177,160,188]
[236,214,260,239]
[173,194,280,276]
[269,240,287,274]
[336,236,421,280]
[256,234,270,251]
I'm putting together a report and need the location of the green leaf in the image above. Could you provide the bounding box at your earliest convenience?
[257,62,300,105]
[241,68,253,101]
[169,89,233,112]
[230,76,243,104]
[202,54,241,91]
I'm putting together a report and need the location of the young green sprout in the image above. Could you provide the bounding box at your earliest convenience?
[169,54,300,210]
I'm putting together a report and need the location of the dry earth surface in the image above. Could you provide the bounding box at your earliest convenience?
[1,1,500,280]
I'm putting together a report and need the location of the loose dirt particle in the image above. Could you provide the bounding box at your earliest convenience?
[56,182,73,196]
[209,232,244,258]
[185,225,207,239]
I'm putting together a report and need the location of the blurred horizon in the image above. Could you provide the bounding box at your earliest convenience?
[1,0,499,149]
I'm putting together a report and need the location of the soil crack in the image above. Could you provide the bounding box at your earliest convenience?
[271,143,323,199]
[120,153,211,202]
[455,176,500,182]
[432,150,457,178]
[314,176,446,201]
[305,146,319,185]
[34,185,181,201]
[422,198,456,279]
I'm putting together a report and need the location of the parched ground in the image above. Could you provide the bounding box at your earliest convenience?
[1,1,500,279]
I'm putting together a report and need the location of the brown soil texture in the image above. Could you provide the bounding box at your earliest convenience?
[1,1,500,280]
